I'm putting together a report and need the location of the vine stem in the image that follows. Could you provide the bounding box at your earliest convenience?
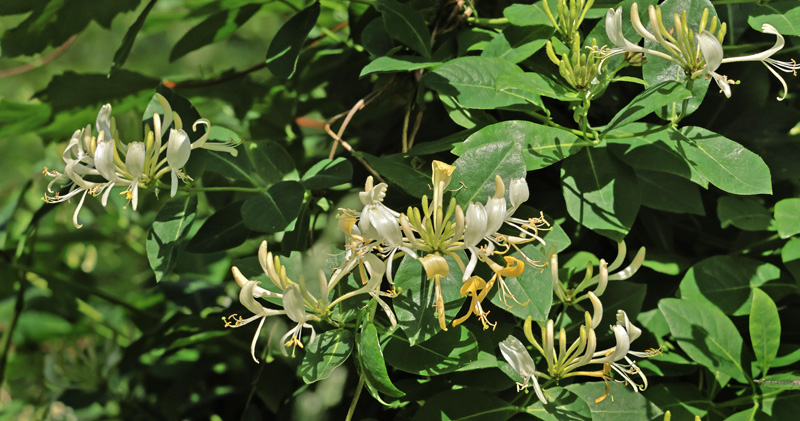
[178,186,263,193]
[345,374,366,421]
[0,35,76,78]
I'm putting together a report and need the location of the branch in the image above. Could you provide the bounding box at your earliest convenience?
[0,35,77,79]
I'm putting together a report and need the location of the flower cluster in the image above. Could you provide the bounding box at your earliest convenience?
[597,3,799,100]
[43,94,238,227]
[499,245,656,404]
[227,161,551,357]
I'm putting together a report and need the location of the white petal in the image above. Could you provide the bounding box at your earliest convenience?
[96,104,112,140]
[464,203,488,247]
[282,284,307,324]
[509,178,530,212]
[166,129,191,169]
[698,31,724,72]
[125,142,146,179]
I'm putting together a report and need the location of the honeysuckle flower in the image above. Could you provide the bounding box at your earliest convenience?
[95,104,113,141]
[280,284,317,357]
[419,253,450,331]
[451,276,495,330]
[597,6,681,71]
[44,97,238,227]
[122,142,146,210]
[224,275,286,363]
[328,252,399,328]
[698,24,800,100]
[166,128,191,197]
[499,335,547,404]
[590,311,654,395]
[355,177,417,283]
[551,241,645,303]
[476,253,529,310]
[697,31,733,98]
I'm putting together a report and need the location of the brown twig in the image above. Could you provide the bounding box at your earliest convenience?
[324,82,397,183]
[0,35,77,79]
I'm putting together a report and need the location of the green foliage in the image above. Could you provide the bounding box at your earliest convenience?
[3,0,800,419]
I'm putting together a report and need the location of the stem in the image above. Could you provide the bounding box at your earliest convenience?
[0,272,25,386]
[715,389,784,408]
[345,374,366,421]
[467,17,509,26]
[179,186,264,193]
[0,35,76,78]
[711,0,760,4]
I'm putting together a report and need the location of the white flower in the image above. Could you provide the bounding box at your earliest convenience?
[166,128,191,197]
[225,270,286,363]
[697,31,733,98]
[280,284,317,357]
[499,335,547,404]
[123,142,146,210]
[720,24,799,100]
[598,7,680,70]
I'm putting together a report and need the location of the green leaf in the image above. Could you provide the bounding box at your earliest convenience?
[679,255,778,316]
[265,1,320,79]
[567,382,663,421]
[186,201,250,253]
[383,325,479,376]
[241,181,305,233]
[750,288,781,378]
[146,195,198,282]
[606,123,708,188]
[748,1,800,36]
[438,93,497,129]
[489,245,553,322]
[202,149,255,183]
[561,147,641,242]
[481,25,553,64]
[669,126,772,195]
[782,237,800,282]
[300,157,353,190]
[0,100,51,138]
[602,81,692,133]
[360,153,429,198]
[250,140,295,184]
[359,322,405,397]
[374,0,431,58]
[452,120,585,171]
[36,71,159,113]
[360,17,395,56]
[424,57,529,110]
[504,3,555,27]
[360,55,439,77]
[412,388,515,421]
[645,383,711,419]
[642,0,717,118]
[171,3,262,61]
[717,196,771,231]
[637,169,704,215]
[659,298,748,383]
[392,253,466,345]
[451,138,526,208]
[281,202,310,254]
[775,198,800,239]
[495,70,579,103]
[300,330,354,384]
[110,0,158,73]
[525,386,591,420]
[0,0,138,57]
